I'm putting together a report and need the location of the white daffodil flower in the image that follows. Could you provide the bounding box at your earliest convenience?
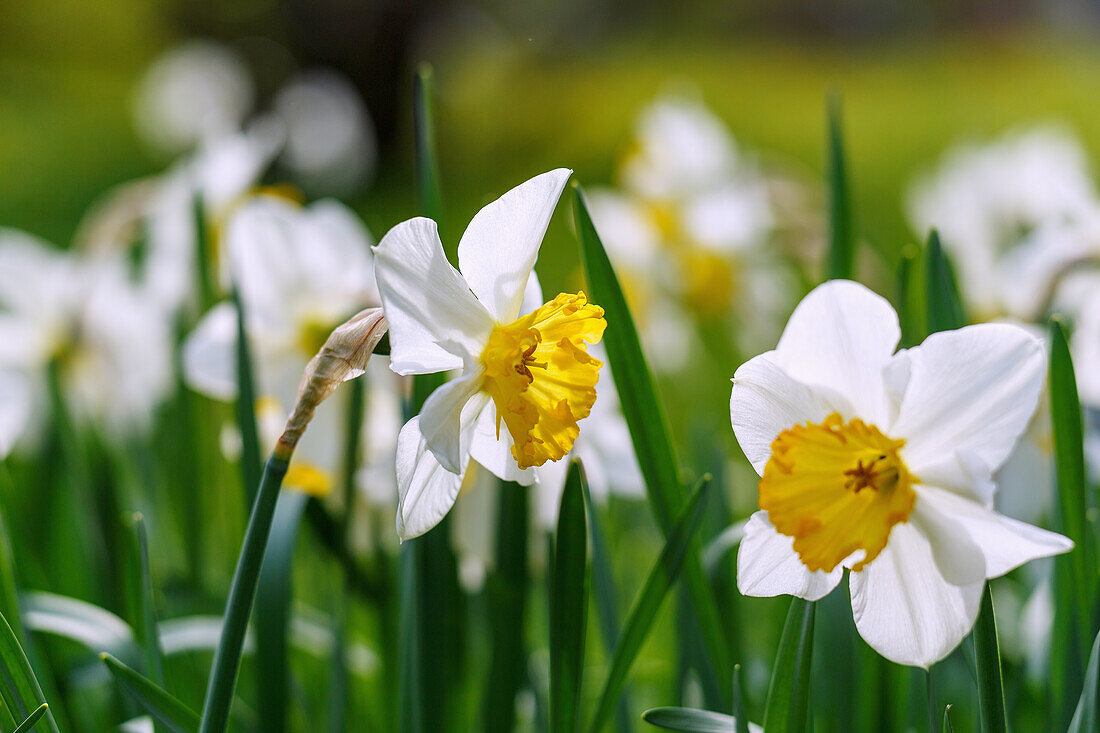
[0,230,173,435]
[731,280,1073,668]
[0,370,32,459]
[907,126,1100,321]
[183,195,401,500]
[586,95,797,368]
[374,169,607,540]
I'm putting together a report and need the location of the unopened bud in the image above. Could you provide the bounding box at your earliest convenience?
[275,307,388,459]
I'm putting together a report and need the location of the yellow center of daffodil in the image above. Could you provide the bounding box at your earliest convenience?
[285,462,333,498]
[480,292,606,470]
[682,249,736,316]
[760,412,917,573]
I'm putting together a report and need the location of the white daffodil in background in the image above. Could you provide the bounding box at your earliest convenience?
[0,230,174,436]
[374,168,607,540]
[731,280,1072,668]
[0,370,32,459]
[585,94,803,368]
[907,126,1100,322]
[182,195,402,501]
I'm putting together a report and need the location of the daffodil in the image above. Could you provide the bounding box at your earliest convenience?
[0,230,174,435]
[0,370,31,459]
[731,280,1073,668]
[183,195,402,500]
[374,169,607,540]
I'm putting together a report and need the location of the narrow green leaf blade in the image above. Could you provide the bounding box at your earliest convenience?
[733,664,750,733]
[414,63,443,224]
[1049,317,1097,634]
[199,455,290,733]
[973,585,1007,733]
[1068,630,1100,732]
[551,462,589,733]
[574,184,731,691]
[123,513,165,686]
[0,612,58,733]
[762,598,816,733]
[923,230,966,334]
[12,703,48,733]
[255,492,309,733]
[101,653,199,733]
[825,93,854,281]
[642,707,739,732]
[588,477,710,733]
[232,286,262,508]
[943,705,954,733]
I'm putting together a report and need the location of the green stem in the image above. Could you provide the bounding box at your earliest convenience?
[199,454,290,733]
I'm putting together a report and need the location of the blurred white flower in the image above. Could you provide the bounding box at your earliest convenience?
[133,40,255,156]
[274,70,377,197]
[907,127,1100,320]
[0,370,32,459]
[732,280,1072,668]
[375,169,609,540]
[182,195,401,499]
[0,230,174,435]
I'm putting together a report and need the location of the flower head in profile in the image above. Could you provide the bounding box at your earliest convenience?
[731,280,1073,668]
[373,169,607,539]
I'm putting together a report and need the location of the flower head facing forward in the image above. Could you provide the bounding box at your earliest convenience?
[731,280,1073,668]
[374,169,607,539]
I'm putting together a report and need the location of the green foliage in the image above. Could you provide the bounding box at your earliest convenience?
[973,586,1007,733]
[101,653,200,733]
[763,598,816,733]
[0,613,57,733]
[642,707,739,732]
[826,94,854,281]
[550,462,589,733]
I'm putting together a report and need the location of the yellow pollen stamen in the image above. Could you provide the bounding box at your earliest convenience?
[759,412,917,573]
[480,291,606,470]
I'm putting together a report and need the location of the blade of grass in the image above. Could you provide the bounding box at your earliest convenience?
[101,653,199,733]
[733,665,750,733]
[1049,318,1097,636]
[588,477,710,733]
[574,185,731,699]
[551,462,589,733]
[0,612,58,733]
[762,598,815,733]
[12,703,48,733]
[923,230,966,334]
[122,513,165,689]
[641,707,738,732]
[484,481,530,732]
[943,705,954,733]
[973,585,1007,733]
[414,63,443,224]
[254,491,309,733]
[825,93,853,281]
[1069,629,1100,732]
[192,194,216,311]
[232,286,262,508]
[198,455,290,733]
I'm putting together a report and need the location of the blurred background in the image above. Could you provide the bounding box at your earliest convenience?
[3,1,1100,731]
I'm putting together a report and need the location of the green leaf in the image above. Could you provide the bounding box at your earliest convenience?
[255,491,309,733]
[192,194,217,310]
[943,704,954,733]
[641,707,739,732]
[413,63,443,224]
[101,653,199,733]
[198,455,290,733]
[825,93,854,281]
[551,462,589,733]
[762,598,816,733]
[973,585,1007,733]
[574,184,731,691]
[12,703,48,733]
[588,477,711,733]
[1068,629,1100,732]
[122,513,165,687]
[733,665,750,733]
[922,230,966,334]
[894,244,922,348]
[231,286,262,508]
[1049,317,1097,635]
[483,481,530,732]
[0,612,58,733]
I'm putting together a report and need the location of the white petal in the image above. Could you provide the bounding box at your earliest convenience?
[850,522,983,668]
[181,303,239,401]
[534,457,569,530]
[772,280,899,425]
[730,353,844,475]
[373,217,494,375]
[457,169,571,322]
[891,323,1045,477]
[0,371,32,458]
[914,485,1073,585]
[736,512,843,601]
[469,400,536,485]
[419,367,485,474]
[395,416,465,540]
